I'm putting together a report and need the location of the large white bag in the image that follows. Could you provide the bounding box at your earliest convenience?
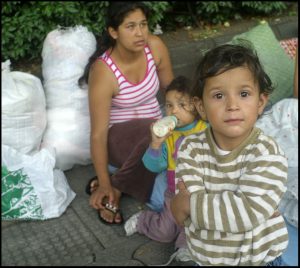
[41,26,96,171]
[2,144,76,220]
[256,98,298,227]
[1,60,47,155]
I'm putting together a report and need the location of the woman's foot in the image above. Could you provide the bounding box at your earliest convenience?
[87,177,123,224]
[85,177,99,195]
[98,187,123,224]
[98,208,123,224]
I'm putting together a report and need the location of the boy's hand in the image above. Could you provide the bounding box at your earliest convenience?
[170,179,191,226]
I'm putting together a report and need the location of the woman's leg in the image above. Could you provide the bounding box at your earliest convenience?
[108,118,157,202]
[98,119,157,223]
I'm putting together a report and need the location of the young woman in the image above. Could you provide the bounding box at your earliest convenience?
[78,2,174,224]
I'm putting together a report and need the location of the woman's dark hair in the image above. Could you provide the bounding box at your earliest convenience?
[78,2,149,87]
[191,41,274,99]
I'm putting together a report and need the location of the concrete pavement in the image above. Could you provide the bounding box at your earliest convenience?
[2,164,195,266]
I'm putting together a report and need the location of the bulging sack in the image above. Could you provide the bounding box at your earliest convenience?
[1,144,76,220]
[1,60,47,155]
[41,25,96,170]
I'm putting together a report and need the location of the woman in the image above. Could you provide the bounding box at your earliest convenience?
[78,2,174,224]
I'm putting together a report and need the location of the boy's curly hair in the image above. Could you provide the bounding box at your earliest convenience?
[191,41,274,99]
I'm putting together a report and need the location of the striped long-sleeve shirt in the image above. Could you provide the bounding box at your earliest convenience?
[175,127,289,266]
[99,45,162,127]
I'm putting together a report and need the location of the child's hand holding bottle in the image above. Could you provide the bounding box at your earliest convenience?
[150,116,178,149]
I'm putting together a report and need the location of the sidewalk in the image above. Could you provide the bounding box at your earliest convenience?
[2,164,193,266]
[2,15,297,266]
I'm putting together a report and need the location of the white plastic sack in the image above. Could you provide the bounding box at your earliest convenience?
[2,144,76,220]
[41,25,96,170]
[256,98,298,227]
[1,60,47,155]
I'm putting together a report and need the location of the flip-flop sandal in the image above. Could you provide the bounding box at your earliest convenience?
[85,176,98,195]
[98,203,124,225]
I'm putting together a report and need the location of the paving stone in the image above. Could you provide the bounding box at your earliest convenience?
[1,207,104,266]
[133,240,196,266]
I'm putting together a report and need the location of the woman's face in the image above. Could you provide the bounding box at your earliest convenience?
[110,8,149,52]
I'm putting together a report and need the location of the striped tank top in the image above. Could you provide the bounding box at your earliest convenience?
[99,45,162,127]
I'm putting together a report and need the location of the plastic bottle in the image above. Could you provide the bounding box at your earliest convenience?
[152,115,178,137]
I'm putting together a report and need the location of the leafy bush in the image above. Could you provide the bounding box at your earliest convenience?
[1,1,292,63]
[144,1,171,28]
[1,1,169,62]
[2,1,121,61]
[195,1,288,25]
[240,1,287,14]
[196,2,236,25]
[160,1,289,30]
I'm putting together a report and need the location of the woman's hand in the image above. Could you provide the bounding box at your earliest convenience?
[170,179,191,226]
[88,60,117,211]
[89,182,115,210]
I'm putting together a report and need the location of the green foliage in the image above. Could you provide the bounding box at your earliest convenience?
[2,1,109,61]
[143,1,171,29]
[1,1,169,62]
[196,1,235,25]
[167,2,195,27]
[240,1,287,14]
[1,1,293,63]
[196,1,288,25]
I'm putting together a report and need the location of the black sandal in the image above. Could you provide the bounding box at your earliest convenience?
[85,176,98,195]
[98,203,124,225]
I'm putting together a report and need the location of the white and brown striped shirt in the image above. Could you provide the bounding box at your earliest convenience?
[99,45,162,127]
[175,127,288,266]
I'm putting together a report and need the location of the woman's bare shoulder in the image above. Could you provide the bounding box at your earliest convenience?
[147,34,169,65]
[89,59,118,95]
[147,34,166,50]
[90,59,110,77]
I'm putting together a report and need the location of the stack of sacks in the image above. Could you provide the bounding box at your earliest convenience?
[2,60,75,220]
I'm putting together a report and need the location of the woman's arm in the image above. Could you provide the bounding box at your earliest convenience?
[148,34,174,92]
[88,61,117,209]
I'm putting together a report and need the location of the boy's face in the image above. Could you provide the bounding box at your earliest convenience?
[195,66,268,150]
[165,90,196,128]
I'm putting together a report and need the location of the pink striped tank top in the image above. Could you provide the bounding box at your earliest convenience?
[99,45,162,127]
